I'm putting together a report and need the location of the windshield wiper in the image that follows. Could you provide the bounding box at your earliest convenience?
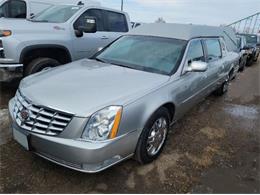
[29,19,49,22]
[95,57,108,63]
[95,57,138,71]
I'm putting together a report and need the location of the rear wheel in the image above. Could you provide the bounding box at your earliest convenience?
[214,77,229,96]
[135,107,170,164]
[24,58,60,76]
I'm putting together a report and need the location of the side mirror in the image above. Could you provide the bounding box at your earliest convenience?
[30,13,35,19]
[187,61,208,72]
[81,17,97,33]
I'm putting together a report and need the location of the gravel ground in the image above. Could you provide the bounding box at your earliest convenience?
[0,62,259,193]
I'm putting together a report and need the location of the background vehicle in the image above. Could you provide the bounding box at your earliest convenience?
[131,22,143,28]
[9,23,239,173]
[0,0,99,19]
[236,35,249,71]
[239,33,260,65]
[0,3,130,81]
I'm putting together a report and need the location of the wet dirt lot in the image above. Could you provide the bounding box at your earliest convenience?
[0,62,259,193]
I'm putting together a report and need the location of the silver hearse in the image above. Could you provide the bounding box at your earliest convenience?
[9,23,239,173]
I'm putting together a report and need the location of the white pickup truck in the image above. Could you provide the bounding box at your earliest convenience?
[0,0,98,19]
[0,2,131,81]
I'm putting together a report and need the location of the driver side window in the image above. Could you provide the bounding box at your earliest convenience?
[74,9,104,31]
[186,39,205,64]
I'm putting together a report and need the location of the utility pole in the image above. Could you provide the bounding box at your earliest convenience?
[121,0,124,11]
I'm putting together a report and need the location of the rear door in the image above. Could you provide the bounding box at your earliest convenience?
[203,38,225,92]
[102,10,129,42]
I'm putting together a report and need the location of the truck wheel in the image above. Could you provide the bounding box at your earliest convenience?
[24,58,60,76]
[135,107,170,164]
[214,78,229,96]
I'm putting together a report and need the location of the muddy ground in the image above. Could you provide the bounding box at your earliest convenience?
[0,62,259,193]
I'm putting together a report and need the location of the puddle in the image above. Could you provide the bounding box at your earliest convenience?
[224,104,259,120]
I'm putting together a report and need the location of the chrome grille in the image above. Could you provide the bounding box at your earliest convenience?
[13,90,73,136]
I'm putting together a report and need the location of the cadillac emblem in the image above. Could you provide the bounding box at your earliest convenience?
[20,108,30,122]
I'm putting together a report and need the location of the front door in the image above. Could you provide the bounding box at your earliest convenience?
[72,9,112,60]
[174,39,208,117]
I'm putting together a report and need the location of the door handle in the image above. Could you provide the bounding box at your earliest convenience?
[101,36,109,40]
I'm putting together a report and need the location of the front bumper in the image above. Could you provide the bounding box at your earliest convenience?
[8,99,139,173]
[0,63,23,82]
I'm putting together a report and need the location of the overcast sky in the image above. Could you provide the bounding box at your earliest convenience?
[99,0,260,26]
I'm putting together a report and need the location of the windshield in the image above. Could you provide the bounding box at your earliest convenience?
[32,5,82,23]
[96,36,187,75]
[244,34,257,44]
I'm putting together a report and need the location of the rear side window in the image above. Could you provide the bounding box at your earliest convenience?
[186,40,205,63]
[74,9,104,31]
[205,39,222,61]
[105,11,128,32]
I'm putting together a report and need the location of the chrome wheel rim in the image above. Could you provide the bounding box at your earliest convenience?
[223,81,229,93]
[146,117,168,156]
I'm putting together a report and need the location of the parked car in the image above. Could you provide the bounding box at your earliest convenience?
[0,0,99,19]
[9,23,239,173]
[0,3,130,81]
[239,33,260,65]
[236,35,249,71]
[131,22,143,28]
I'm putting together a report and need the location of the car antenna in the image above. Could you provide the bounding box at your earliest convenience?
[77,1,84,6]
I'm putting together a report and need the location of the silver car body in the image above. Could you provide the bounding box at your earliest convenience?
[9,23,239,173]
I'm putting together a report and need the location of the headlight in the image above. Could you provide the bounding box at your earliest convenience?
[82,106,122,141]
[0,30,12,37]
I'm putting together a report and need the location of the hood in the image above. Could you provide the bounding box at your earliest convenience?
[0,18,67,34]
[20,59,170,117]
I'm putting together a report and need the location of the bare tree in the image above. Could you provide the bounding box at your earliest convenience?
[155,17,166,23]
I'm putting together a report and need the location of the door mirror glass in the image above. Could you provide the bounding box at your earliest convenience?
[187,61,208,72]
[78,17,97,33]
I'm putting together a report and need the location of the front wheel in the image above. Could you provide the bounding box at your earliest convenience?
[135,107,170,164]
[24,58,60,76]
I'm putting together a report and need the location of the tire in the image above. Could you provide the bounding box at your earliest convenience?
[135,107,170,164]
[229,69,236,81]
[24,58,60,76]
[214,78,229,96]
[239,58,246,72]
[253,53,259,62]
[246,56,254,66]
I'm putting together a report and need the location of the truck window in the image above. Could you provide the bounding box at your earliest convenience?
[0,3,6,17]
[205,39,222,61]
[74,9,105,31]
[32,5,81,23]
[105,11,128,32]
[186,40,205,63]
[9,0,26,18]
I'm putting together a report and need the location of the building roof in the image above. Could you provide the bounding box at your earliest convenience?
[129,23,238,51]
